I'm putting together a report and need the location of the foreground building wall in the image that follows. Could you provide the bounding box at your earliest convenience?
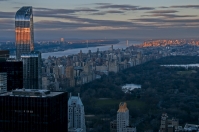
[0,89,68,132]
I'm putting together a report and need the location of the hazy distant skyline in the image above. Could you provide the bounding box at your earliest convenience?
[0,0,199,41]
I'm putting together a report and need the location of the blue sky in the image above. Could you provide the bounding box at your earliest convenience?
[0,0,199,40]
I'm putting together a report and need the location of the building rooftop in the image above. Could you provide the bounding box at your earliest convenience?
[21,54,39,58]
[0,89,64,97]
[118,102,128,112]
[68,93,83,106]
[21,51,41,58]
[16,6,32,16]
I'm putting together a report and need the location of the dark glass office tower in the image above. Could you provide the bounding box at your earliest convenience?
[0,50,9,60]
[0,60,23,91]
[0,89,68,132]
[15,6,34,60]
[0,72,7,94]
[21,51,41,89]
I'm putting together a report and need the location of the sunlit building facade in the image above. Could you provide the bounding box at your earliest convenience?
[117,102,136,132]
[15,6,34,60]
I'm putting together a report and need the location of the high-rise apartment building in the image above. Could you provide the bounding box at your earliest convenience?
[117,102,129,132]
[15,6,34,60]
[0,73,7,94]
[159,113,179,132]
[0,89,68,132]
[0,60,23,91]
[21,51,41,89]
[68,93,86,132]
[117,102,136,132]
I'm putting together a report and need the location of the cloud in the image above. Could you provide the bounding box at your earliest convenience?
[0,11,15,18]
[91,12,106,15]
[94,3,111,6]
[0,19,14,30]
[0,7,99,20]
[137,7,155,10]
[1,17,199,41]
[147,10,178,14]
[0,4,199,40]
[144,9,197,18]
[34,7,99,15]
[97,4,154,11]
[131,17,199,24]
[91,10,124,15]
[106,10,124,13]
[159,6,169,9]
[143,14,197,18]
[32,8,136,28]
[170,5,199,9]
[97,4,138,10]
[34,20,96,30]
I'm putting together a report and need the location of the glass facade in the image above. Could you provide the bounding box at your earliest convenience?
[21,51,41,89]
[15,6,34,60]
[0,61,23,91]
[0,90,68,132]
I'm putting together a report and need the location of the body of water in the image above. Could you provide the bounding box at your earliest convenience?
[161,64,199,68]
[42,41,142,58]
[122,84,141,93]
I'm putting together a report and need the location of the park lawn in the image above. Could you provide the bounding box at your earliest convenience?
[177,70,197,75]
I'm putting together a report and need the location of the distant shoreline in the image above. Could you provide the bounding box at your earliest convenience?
[40,43,118,54]
[42,40,142,58]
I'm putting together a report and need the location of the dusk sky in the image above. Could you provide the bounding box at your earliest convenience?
[0,0,199,41]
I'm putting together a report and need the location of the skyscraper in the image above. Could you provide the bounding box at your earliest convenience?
[15,6,34,60]
[21,51,41,89]
[117,102,136,132]
[117,102,129,132]
[0,89,68,132]
[0,60,23,91]
[68,93,86,132]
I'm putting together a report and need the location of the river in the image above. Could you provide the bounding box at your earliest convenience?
[42,40,142,58]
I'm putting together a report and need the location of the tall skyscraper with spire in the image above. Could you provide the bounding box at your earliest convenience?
[15,6,34,60]
[68,93,86,132]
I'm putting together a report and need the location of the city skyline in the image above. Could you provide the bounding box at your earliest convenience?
[0,0,199,40]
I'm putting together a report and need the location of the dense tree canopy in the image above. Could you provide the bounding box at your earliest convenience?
[66,56,199,131]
